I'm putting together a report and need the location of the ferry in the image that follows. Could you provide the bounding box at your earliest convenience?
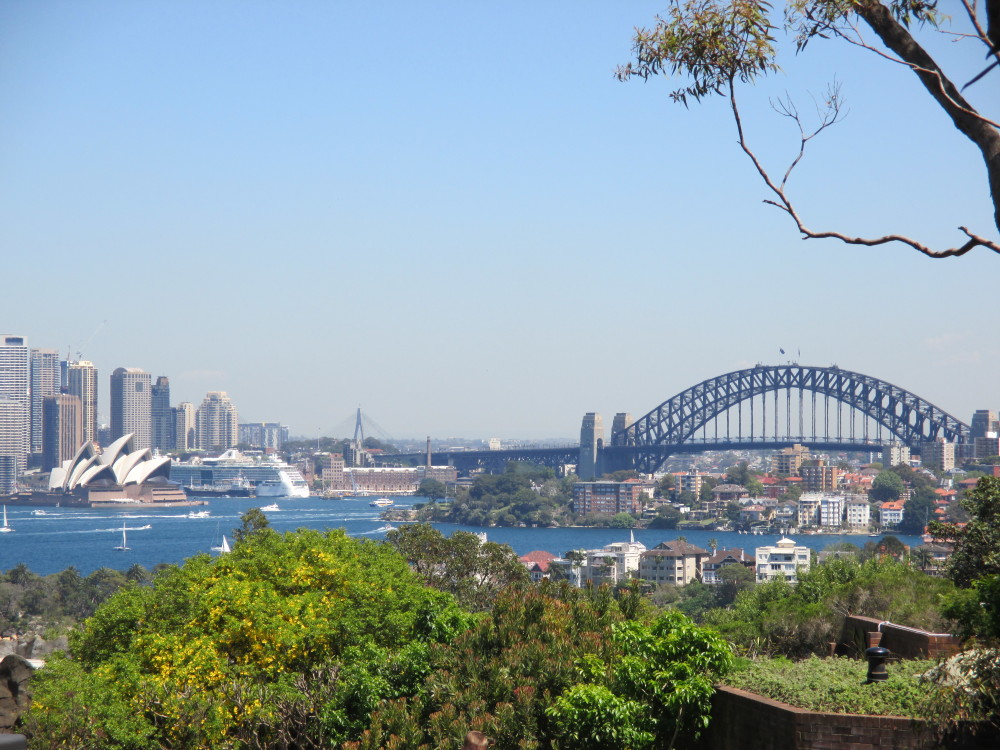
[369,498,394,508]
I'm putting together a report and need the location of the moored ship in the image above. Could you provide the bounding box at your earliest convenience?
[172,450,310,498]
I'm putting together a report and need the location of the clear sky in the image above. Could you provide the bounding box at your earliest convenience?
[2,1,997,441]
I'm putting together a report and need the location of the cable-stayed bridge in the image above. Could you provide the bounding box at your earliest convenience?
[379,364,972,475]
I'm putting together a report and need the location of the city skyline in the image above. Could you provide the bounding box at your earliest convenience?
[3,2,997,439]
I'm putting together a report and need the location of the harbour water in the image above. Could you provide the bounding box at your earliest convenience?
[0,496,924,576]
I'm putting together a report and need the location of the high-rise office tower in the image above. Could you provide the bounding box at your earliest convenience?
[151,376,174,451]
[67,361,98,444]
[30,348,62,457]
[0,335,30,471]
[0,398,23,492]
[578,412,604,481]
[42,393,83,472]
[971,410,999,439]
[110,367,152,450]
[195,392,239,451]
[173,402,195,451]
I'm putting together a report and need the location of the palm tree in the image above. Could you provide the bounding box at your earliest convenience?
[708,537,718,555]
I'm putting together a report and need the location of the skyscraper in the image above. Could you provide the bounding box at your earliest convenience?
[110,367,152,450]
[67,361,99,444]
[42,393,83,472]
[0,335,30,471]
[173,402,195,451]
[0,398,23,492]
[195,392,239,451]
[151,376,174,451]
[30,348,62,457]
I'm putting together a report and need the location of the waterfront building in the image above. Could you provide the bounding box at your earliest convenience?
[755,537,811,583]
[578,412,603,480]
[796,493,822,527]
[173,402,195,451]
[702,548,755,585]
[41,394,83,472]
[584,538,646,585]
[638,540,709,586]
[773,500,798,526]
[238,422,288,450]
[845,498,871,530]
[880,500,905,527]
[819,495,846,528]
[66,361,98,444]
[572,481,644,515]
[151,376,174,452]
[712,483,749,504]
[195,392,239,451]
[920,439,955,472]
[328,465,459,495]
[29,348,62,458]
[739,504,767,523]
[110,367,152,450]
[0,335,30,471]
[882,442,911,470]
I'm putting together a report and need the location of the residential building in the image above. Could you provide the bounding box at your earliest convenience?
[796,493,822,527]
[110,367,152,450]
[29,348,62,458]
[755,537,811,583]
[920,439,955,472]
[0,335,30,471]
[578,412,603,480]
[675,470,706,498]
[880,500,905,527]
[238,422,288,450]
[66,360,98,444]
[572,481,643,515]
[173,402,195,451]
[195,392,239,451]
[801,462,843,492]
[520,551,557,583]
[702,548,755,585]
[638,540,709,586]
[819,495,846,528]
[773,500,798,527]
[151,376,174,452]
[845,498,871,530]
[882,442,911,470]
[579,539,647,585]
[712,483,749,504]
[740,504,768,524]
[771,444,810,475]
[41,394,82,472]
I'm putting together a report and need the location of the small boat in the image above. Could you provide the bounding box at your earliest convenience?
[31,509,50,516]
[0,506,11,533]
[187,510,211,519]
[259,503,280,512]
[369,498,394,508]
[211,535,231,554]
[114,522,130,551]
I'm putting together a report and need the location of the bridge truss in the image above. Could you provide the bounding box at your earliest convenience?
[613,364,970,473]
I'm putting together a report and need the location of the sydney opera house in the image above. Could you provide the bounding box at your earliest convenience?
[38,433,194,507]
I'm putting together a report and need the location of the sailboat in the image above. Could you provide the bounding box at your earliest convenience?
[211,534,230,554]
[114,522,130,551]
[0,506,11,533]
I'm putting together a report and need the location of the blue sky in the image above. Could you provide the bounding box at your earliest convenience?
[2,1,997,440]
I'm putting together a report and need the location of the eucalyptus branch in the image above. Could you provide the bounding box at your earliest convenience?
[728,81,1000,258]
[958,0,1000,67]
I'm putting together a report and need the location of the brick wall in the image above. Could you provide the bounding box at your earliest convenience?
[839,616,962,659]
[698,686,991,750]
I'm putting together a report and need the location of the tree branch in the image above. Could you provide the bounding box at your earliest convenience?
[729,80,1000,258]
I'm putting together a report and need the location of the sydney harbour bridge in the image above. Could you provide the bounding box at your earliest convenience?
[381,364,972,475]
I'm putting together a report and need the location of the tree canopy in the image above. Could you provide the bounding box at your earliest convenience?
[618,0,1000,258]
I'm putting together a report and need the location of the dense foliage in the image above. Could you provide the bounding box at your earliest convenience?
[724,656,941,717]
[346,583,733,750]
[704,556,956,657]
[415,464,576,527]
[25,528,468,749]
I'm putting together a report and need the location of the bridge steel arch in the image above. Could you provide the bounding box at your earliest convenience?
[613,365,970,473]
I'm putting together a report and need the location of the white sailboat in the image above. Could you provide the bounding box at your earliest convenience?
[0,506,11,533]
[211,534,231,554]
[114,522,130,551]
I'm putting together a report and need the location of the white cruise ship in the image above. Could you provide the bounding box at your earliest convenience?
[171,450,311,498]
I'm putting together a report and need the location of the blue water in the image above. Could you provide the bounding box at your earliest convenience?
[0,496,924,576]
